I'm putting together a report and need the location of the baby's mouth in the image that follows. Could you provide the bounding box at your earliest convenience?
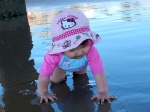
[76,55,83,59]
[77,57,82,59]
[73,55,83,59]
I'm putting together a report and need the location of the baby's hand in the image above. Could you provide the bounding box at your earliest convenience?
[91,92,116,104]
[40,92,58,103]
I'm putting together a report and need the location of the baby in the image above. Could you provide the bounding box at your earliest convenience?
[37,9,115,104]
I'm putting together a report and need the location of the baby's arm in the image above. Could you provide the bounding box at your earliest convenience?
[37,75,50,95]
[94,72,108,93]
[37,75,58,103]
[38,53,61,103]
[87,46,115,103]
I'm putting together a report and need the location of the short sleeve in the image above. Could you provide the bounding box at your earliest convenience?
[87,45,104,75]
[39,53,61,77]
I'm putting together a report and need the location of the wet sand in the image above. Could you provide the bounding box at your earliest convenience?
[0,0,150,112]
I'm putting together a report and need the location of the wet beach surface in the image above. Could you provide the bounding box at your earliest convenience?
[0,0,150,111]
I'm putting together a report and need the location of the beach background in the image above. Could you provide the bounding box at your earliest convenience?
[0,0,150,111]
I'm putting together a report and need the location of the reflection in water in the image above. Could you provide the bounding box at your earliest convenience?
[0,15,39,111]
[40,73,111,112]
[121,1,143,21]
[26,0,150,41]
[27,1,150,26]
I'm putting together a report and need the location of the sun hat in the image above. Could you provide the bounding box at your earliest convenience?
[49,9,101,54]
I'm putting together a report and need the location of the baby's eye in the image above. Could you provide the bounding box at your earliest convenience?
[81,44,86,47]
[80,40,88,46]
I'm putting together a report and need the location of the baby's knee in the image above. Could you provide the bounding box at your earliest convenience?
[50,76,66,84]
[50,79,63,83]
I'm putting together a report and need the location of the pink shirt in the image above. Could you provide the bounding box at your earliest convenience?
[40,45,104,77]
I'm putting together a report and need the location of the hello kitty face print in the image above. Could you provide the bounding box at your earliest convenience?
[61,18,76,29]
[57,15,78,30]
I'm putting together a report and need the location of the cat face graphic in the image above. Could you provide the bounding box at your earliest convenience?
[61,18,76,29]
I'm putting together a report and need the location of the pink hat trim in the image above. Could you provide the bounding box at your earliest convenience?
[52,26,90,42]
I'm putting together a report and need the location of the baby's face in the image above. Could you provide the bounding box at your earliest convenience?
[64,40,90,59]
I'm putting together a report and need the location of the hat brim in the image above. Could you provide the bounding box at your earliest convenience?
[49,31,101,54]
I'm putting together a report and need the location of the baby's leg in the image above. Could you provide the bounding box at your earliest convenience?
[73,67,87,74]
[50,66,66,83]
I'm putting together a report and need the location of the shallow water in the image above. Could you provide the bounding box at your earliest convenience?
[0,0,150,112]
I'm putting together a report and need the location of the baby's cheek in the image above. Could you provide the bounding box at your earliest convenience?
[84,46,90,54]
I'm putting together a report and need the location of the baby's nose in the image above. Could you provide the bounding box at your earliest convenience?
[76,50,83,57]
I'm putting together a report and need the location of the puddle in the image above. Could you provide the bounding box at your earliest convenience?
[0,0,150,111]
